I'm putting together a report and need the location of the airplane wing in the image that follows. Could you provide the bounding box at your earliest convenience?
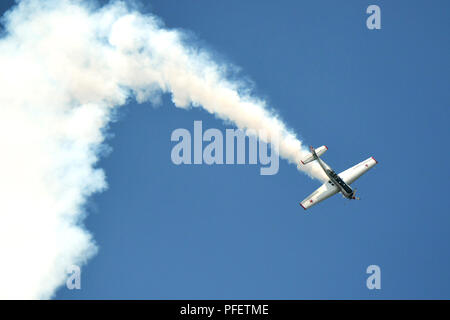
[339,157,378,185]
[300,181,339,210]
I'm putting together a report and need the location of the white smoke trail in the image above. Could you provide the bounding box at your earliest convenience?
[0,0,326,299]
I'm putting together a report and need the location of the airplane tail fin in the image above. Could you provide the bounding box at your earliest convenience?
[300,146,328,165]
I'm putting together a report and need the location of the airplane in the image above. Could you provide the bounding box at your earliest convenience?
[299,146,378,210]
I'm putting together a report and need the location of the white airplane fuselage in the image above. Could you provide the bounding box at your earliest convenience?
[313,149,355,200]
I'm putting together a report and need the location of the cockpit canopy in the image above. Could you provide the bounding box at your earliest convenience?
[326,169,352,194]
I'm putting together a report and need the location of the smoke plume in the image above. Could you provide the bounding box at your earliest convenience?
[0,0,325,299]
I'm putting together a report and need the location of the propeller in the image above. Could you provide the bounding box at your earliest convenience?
[352,188,360,200]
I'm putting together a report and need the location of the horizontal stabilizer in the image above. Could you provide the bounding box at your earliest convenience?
[300,146,328,165]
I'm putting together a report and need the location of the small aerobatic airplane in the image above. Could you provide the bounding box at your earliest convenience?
[299,146,378,210]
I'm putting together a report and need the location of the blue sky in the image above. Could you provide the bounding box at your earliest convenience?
[2,0,449,299]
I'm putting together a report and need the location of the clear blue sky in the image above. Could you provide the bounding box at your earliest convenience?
[2,0,449,299]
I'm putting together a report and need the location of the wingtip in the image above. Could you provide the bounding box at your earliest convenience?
[299,202,307,210]
[371,156,378,164]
